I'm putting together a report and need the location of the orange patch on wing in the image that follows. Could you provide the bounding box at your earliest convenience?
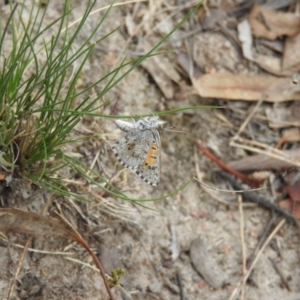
[145,143,158,165]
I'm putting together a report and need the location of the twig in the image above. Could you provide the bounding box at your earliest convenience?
[218,171,298,226]
[194,151,264,207]
[238,195,246,300]
[268,257,292,292]
[194,141,263,187]
[229,219,286,300]
[233,99,263,140]
[230,137,300,169]
[7,193,54,300]
[247,214,277,269]
[176,271,184,300]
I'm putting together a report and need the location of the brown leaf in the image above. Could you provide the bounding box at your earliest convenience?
[0,208,77,239]
[226,149,300,172]
[252,53,288,76]
[192,73,300,102]
[0,172,6,180]
[282,31,300,72]
[279,200,300,219]
[249,4,300,40]
[286,181,300,202]
[266,102,300,128]
[275,128,300,148]
[237,19,294,76]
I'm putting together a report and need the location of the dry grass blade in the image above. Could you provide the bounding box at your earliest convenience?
[238,195,246,300]
[230,137,300,169]
[0,208,114,300]
[0,208,75,238]
[226,148,300,172]
[229,219,286,300]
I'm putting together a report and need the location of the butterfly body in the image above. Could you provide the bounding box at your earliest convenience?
[112,116,166,186]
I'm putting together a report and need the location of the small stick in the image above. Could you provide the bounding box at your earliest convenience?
[247,214,277,269]
[269,257,292,292]
[176,271,185,300]
[194,141,263,187]
[229,219,286,300]
[218,171,298,226]
[238,195,246,300]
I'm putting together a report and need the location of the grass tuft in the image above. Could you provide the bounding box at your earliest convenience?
[0,0,203,203]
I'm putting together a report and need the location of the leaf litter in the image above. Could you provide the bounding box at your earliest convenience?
[2,1,300,300]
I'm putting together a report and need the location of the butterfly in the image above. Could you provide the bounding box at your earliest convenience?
[112,116,166,186]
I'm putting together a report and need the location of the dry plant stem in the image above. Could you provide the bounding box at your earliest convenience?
[230,137,300,169]
[64,256,100,272]
[194,151,263,207]
[194,177,265,195]
[67,0,147,31]
[7,194,54,300]
[194,141,263,187]
[268,257,292,291]
[238,195,246,300]
[7,237,33,300]
[246,214,277,269]
[176,271,184,300]
[0,237,73,255]
[54,213,114,300]
[80,240,114,299]
[194,151,238,206]
[218,171,298,225]
[233,99,263,140]
[229,219,286,300]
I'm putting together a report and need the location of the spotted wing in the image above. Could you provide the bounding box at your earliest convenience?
[112,129,153,170]
[135,129,161,186]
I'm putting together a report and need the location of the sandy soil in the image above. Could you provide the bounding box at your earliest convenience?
[1,1,300,300]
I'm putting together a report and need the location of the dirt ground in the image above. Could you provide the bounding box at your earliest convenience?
[1,1,300,300]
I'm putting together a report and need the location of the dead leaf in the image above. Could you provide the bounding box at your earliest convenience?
[266,103,300,128]
[252,53,286,76]
[192,73,300,102]
[226,149,300,172]
[249,4,300,40]
[0,172,6,180]
[237,19,292,76]
[238,19,253,61]
[125,12,136,37]
[282,31,300,72]
[0,208,75,238]
[141,58,174,99]
[276,128,300,148]
[259,39,284,53]
[286,181,300,202]
[279,200,300,219]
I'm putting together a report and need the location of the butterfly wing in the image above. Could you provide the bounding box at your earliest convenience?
[135,129,161,186]
[114,119,135,132]
[112,129,153,170]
